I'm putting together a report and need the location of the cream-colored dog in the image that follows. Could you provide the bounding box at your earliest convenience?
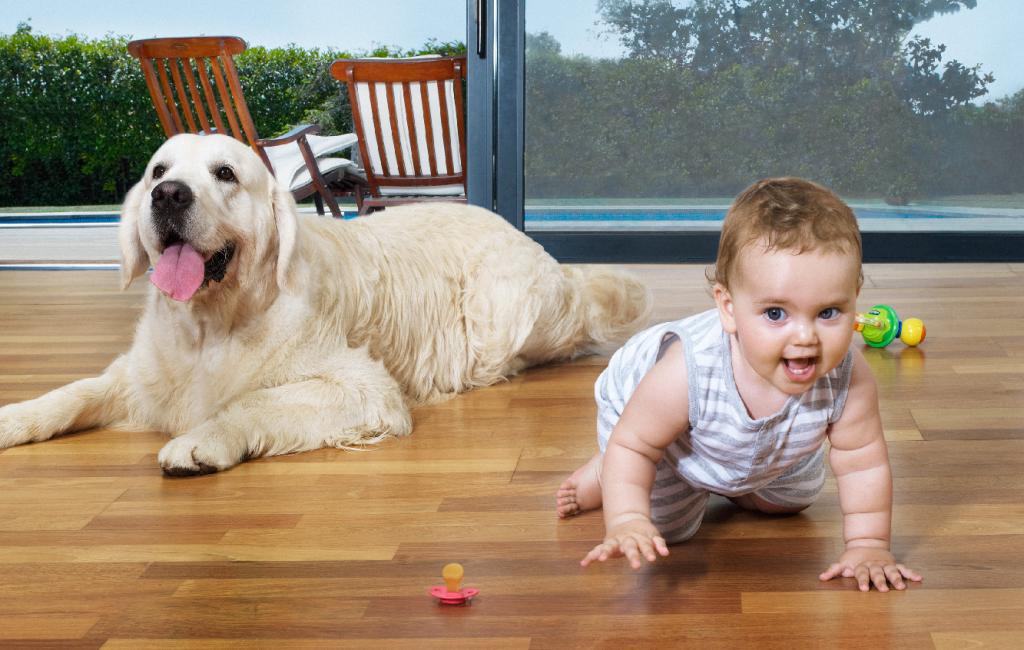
[0,133,650,475]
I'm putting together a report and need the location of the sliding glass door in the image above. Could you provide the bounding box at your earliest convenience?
[471,0,1024,262]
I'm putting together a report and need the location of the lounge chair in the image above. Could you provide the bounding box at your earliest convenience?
[330,56,467,214]
[128,36,363,217]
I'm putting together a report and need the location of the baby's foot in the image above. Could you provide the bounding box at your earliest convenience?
[556,452,603,518]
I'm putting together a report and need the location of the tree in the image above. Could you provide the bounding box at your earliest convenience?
[898,36,993,114]
[526,31,562,56]
[596,0,991,112]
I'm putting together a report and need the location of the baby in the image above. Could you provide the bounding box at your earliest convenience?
[557,177,922,592]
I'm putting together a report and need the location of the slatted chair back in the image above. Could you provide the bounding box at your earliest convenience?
[331,56,467,208]
[127,36,271,169]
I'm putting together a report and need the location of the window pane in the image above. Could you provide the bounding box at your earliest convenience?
[524,0,1024,235]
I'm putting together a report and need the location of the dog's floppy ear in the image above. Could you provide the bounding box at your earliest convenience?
[270,177,299,291]
[118,180,150,289]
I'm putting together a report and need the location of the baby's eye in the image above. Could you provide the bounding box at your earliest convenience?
[764,307,786,322]
[819,307,840,320]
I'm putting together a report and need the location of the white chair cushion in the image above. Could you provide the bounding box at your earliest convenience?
[354,80,461,178]
[377,185,464,196]
[263,133,359,190]
[289,157,360,192]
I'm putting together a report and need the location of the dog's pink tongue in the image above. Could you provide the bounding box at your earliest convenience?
[151,243,205,301]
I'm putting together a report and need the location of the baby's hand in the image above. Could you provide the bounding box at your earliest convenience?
[581,517,670,569]
[819,547,923,592]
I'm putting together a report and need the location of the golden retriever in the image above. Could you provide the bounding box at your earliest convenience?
[0,133,650,475]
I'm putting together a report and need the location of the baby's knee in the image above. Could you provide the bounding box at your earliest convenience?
[652,508,705,544]
[655,522,699,545]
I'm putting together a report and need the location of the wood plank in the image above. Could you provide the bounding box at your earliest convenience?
[0,614,100,640]
[0,266,1021,645]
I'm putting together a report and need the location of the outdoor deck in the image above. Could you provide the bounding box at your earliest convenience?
[0,264,1022,647]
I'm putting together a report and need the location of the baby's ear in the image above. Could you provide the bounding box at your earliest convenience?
[713,283,737,334]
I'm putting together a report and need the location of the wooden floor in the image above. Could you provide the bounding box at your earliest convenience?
[1,265,1023,648]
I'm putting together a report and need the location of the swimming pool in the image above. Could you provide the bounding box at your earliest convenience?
[0,213,120,225]
[2,204,1022,232]
[523,205,1024,232]
[526,207,1011,221]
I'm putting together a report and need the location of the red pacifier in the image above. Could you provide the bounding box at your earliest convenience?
[429,562,479,605]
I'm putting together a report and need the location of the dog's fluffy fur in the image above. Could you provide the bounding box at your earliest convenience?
[0,133,650,474]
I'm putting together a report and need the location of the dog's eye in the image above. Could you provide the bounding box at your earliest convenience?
[215,166,237,183]
[152,164,166,179]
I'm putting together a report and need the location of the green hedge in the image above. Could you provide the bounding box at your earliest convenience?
[2,22,1020,206]
[525,49,1024,201]
[0,25,463,206]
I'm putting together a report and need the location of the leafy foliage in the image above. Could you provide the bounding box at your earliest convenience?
[0,25,159,205]
[1,12,1019,207]
[524,1,1022,200]
[0,26,463,206]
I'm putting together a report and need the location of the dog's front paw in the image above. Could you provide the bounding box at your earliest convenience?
[0,402,43,449]
[157,429,246,476]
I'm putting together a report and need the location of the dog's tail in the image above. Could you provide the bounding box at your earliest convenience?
[564,265,652,354]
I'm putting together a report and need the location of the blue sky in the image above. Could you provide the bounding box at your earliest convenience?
[4,0,1021,100]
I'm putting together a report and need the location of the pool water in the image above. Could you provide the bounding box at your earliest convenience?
[525,208,981,222]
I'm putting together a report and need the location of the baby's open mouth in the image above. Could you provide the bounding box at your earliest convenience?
[783,357,816,382]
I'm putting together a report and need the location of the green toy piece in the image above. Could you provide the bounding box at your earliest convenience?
[854,304,926,348]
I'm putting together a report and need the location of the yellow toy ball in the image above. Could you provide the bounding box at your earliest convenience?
[900,318,926,347]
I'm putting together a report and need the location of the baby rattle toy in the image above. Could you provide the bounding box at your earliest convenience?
[854,304,926,348]
[429,563,479,605]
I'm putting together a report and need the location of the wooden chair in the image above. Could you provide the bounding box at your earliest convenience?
[127,36,364,217]
[330,56,467,214]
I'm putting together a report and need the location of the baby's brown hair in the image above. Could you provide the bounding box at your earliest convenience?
[710,177,862,290]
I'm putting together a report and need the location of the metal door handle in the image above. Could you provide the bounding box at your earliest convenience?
[476,0,487,58]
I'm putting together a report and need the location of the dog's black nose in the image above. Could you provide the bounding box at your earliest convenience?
[151,180,194,213]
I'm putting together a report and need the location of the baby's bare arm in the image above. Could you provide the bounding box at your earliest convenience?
[583,340,690,568]
[828,351,891,546]
[824,350,922,590]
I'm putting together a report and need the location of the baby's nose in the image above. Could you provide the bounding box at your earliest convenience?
[793,320,819,345]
